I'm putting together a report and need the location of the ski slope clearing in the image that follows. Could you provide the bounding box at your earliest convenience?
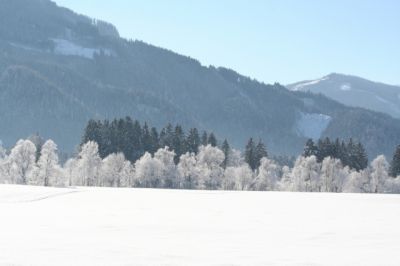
[1,185,400,266]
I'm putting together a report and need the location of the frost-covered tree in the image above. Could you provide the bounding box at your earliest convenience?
[120,162,135,188]
[177,152,199,189]
[77,141,101,186]
[222,164,253,191]
[291,156,320,192]
[134,152,163,188]
[64,158,78,186]
[0,145,9,183]
[221,167,237,190]
[32,140,63,186]
[320,157,348,192]
[8,140,37,184]
[226,149,245,167]
[370,155,389,193]
[100,153,132,187]
[343,169,371,193]
[0,145,6,159]
[253,158,279,191]
[154,147,177,188]
[234,164,254,191]
[383,176,400,193]
[28,133,45,162]
[196,145,224,190]
[277,166,293,191]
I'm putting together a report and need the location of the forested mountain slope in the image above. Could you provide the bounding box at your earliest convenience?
[0,0,399,158]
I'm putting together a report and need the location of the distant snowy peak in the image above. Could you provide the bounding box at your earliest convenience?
[287,73,400,118]
[290,76,330,91]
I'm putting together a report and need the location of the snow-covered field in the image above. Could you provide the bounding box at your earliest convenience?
[1,185,400,266]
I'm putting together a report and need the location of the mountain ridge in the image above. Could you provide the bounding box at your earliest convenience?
[287,73,400,118]
[0,0,399,159]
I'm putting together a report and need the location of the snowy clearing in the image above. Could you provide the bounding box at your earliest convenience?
[1,185,400,266]
[290,76,329,91]
[296,112,332,139]
[52,39,113,59]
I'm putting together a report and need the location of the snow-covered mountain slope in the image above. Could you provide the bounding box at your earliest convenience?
[288,73,400,118]
[295,112,332,139]
[1,185,400,266]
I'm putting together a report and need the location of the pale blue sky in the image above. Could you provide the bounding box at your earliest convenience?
[54,0,400,85]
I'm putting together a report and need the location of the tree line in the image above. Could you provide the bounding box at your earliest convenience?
[82,117,219,162]
[82,117,268,170]
[303,138,368,171]
[2,117,400,193]
[1,138,400,194]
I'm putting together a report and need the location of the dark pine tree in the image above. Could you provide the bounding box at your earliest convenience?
[339,140,348,167]
[201,131,208,146]
[346,138,357,169]
[208,133,217,147]
[221,139,231,169]
[172,125,186,163]
[186,128,201,154]
[141,123,152,153]
[149,127,160,154]
[255,139,268,169]
[131,120,143,162]
[100,120,112,158]
[303,139,318,157]
[316,137,332,162]
[160,123,174,149]
[390,145,400,177]
[353,142,368,171]
[81,119,102,146]
[118,118,134,161]
[245,138,257,171]
[331,138,341,159]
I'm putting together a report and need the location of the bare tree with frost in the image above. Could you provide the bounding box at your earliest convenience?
[8,140,36,184]
[154,147,177,188]
[32,140,63,186]
[196,145,224,190]
[253,158,280,191]
[291,156,320,192]
[134,152,164,188]
[100,153,132,187]
[178,152,199,189]
[370,155,389,193]
[77,141,101,186]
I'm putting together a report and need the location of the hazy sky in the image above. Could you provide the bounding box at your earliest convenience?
[54,0,400,85]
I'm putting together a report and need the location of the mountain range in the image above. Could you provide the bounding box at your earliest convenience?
[288,73,400,118]
[0,0,399,159]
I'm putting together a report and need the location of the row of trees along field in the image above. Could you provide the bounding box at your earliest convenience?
[1,117,400,193]
[81,117,268,169]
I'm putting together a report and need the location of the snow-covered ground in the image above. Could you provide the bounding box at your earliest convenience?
[1,185,400,266]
